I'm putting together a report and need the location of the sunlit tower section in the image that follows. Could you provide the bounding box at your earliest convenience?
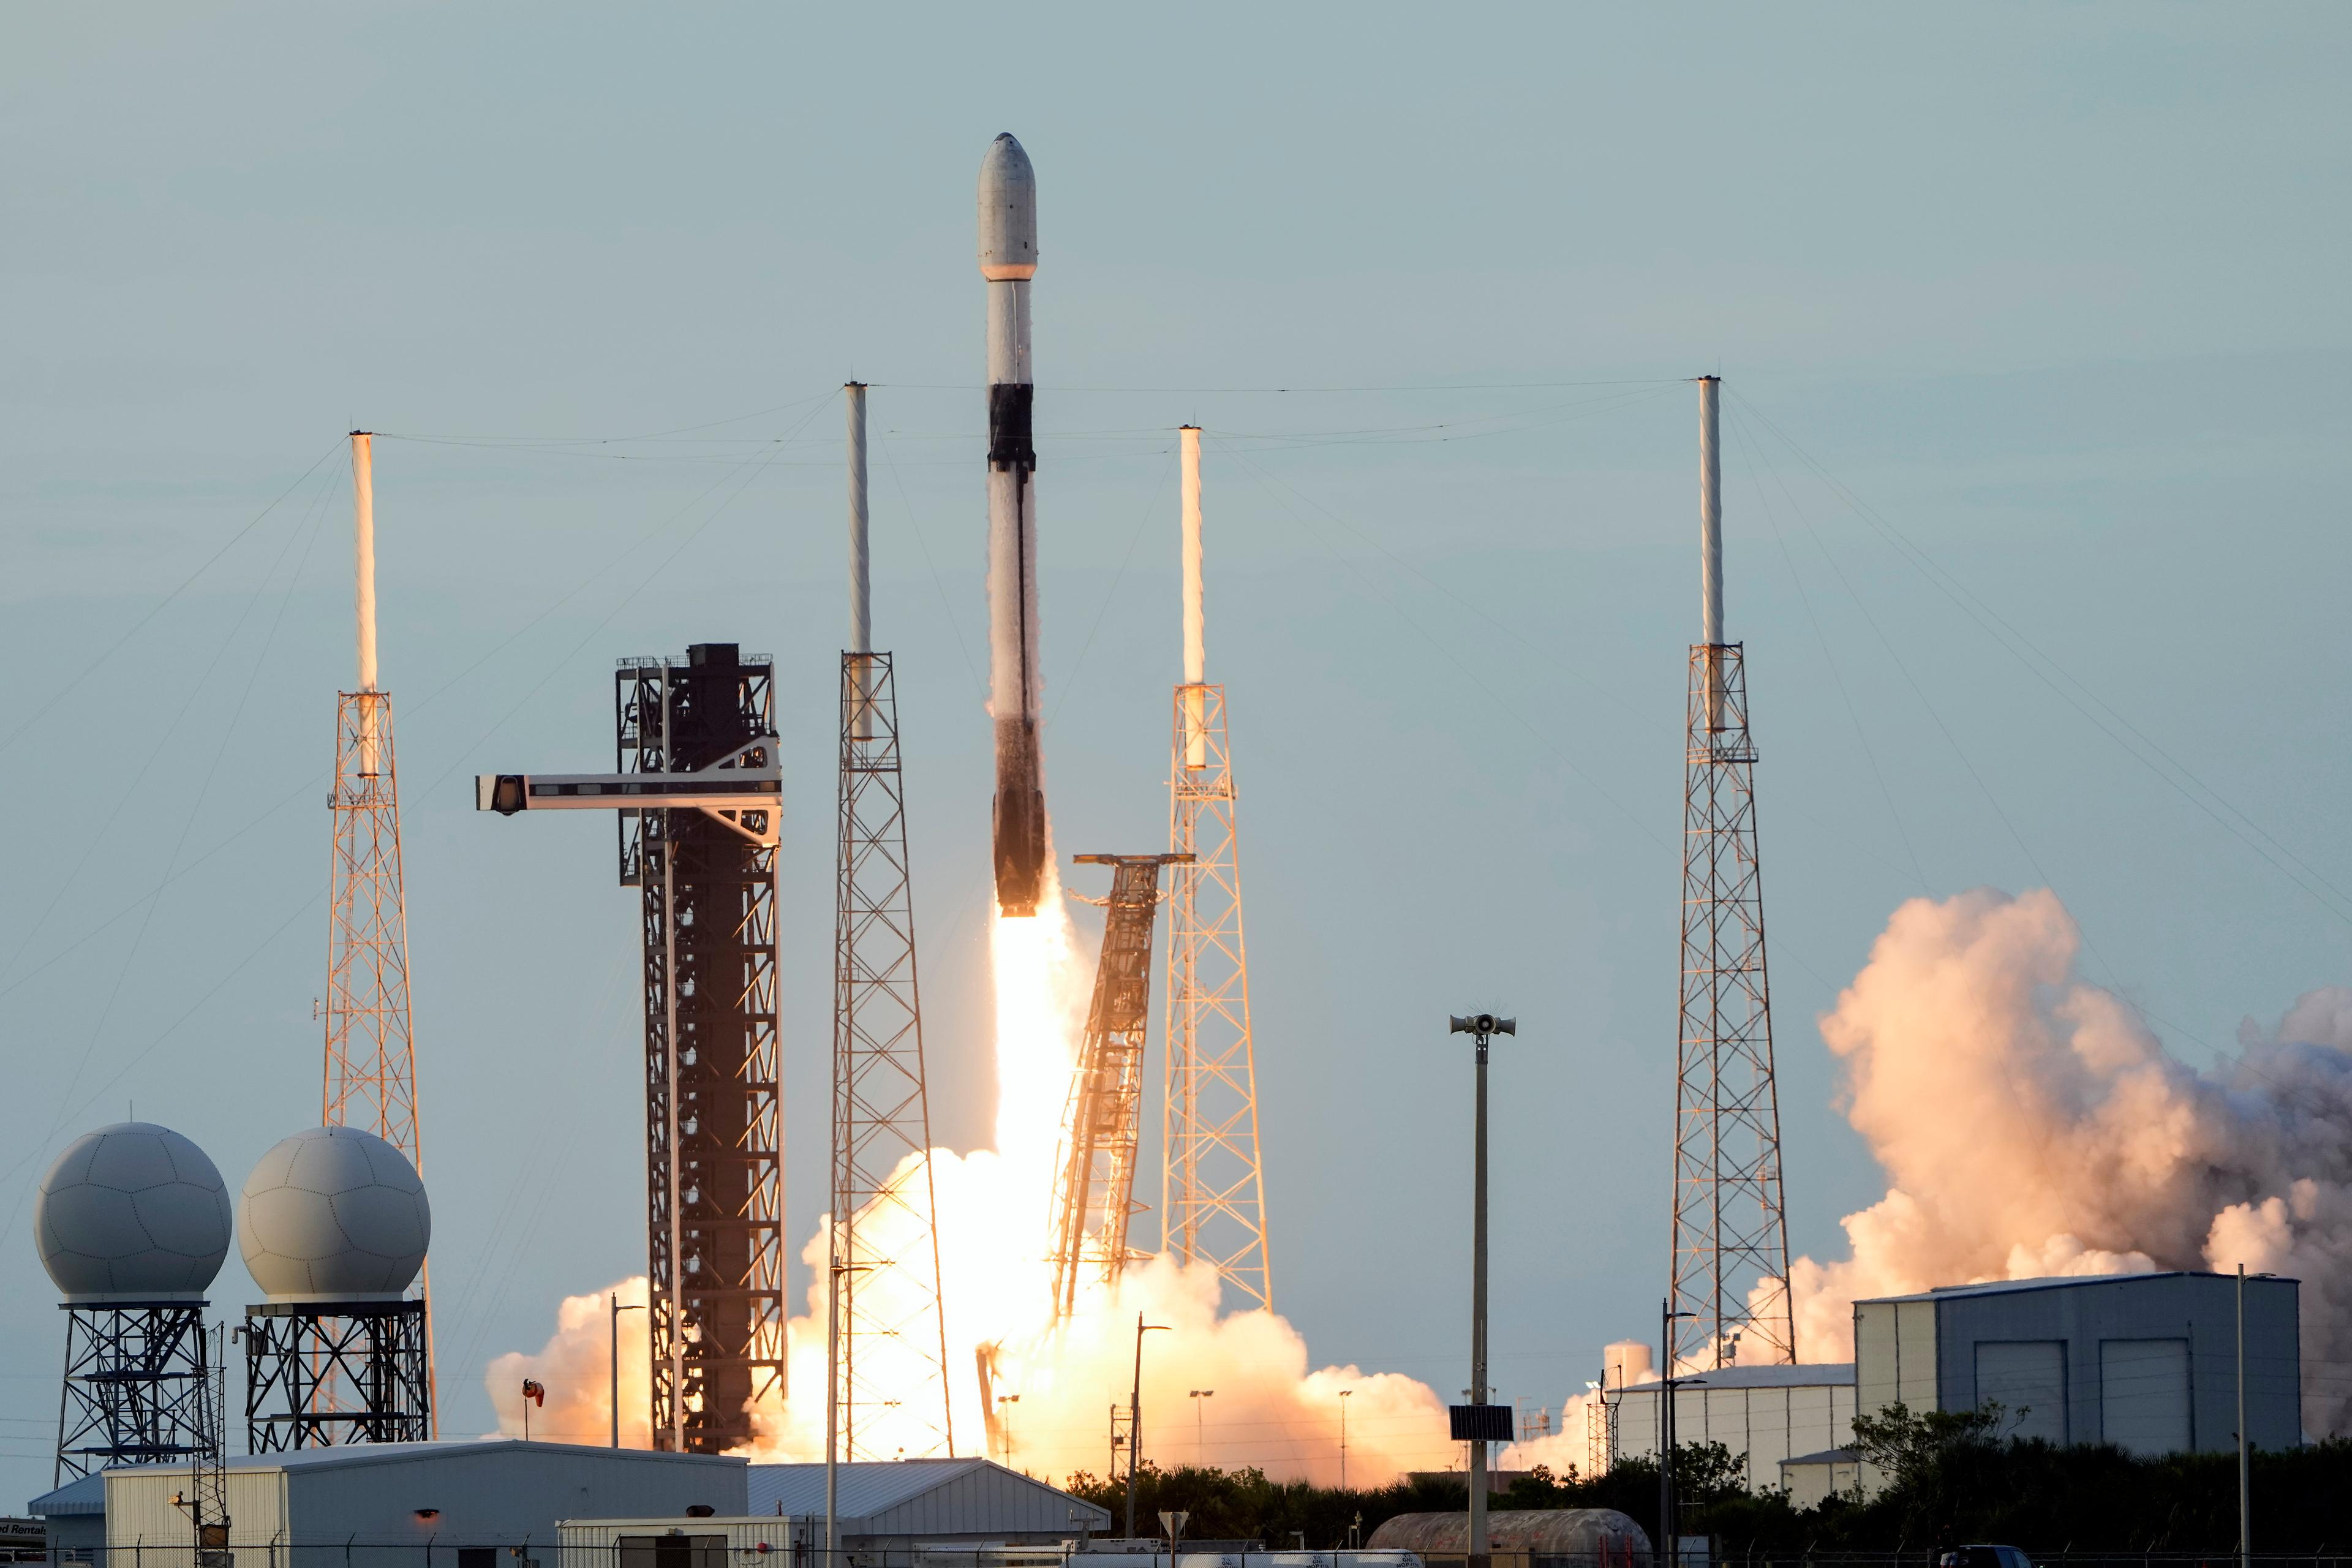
[477,646,786,1452]
[1161,426,1273,1311]
[321,431,436,1426]
[829,382,954,1462]
[1049,854,1188,1321]
[1670,376,1796,1370]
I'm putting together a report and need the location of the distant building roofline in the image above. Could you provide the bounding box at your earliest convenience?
[1855,1270,2301,1306]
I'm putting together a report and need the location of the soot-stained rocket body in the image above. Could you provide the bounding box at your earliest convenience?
[981,132,1045,918]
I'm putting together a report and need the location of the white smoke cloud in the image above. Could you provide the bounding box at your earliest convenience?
[1776,888,2352,1436]
[487,1275,652,1446]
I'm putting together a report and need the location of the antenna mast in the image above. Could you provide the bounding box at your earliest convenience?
[829,382,956,1459]
[322,432,437,1425]
[1669,377,1796,1369]
[1161,427,1273,1311]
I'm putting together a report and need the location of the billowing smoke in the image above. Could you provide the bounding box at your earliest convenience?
[492,880,1461,1482]
[486,1275,651,1446]
[1774,888,2352,1436]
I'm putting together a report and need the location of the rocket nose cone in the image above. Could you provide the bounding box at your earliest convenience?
[978,133,1038,281]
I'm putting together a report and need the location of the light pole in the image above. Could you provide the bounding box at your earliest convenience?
[827,1258,872,1568]
[1447,1012,1516,1568]
[2237,1264,2250,1568]
[1126,1315,1170,1540]
[1338,1389,1354,1490]
[1189,1389,1215,1466]
[997,1393,1021,1469]
[1659,1300,1697,1565]
[609,1295,644,1448]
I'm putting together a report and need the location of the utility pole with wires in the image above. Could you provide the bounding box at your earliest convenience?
[322,432,437,1431]
[829,382,955,1461]
[1670,377,1798,1371]
[1162,426,1274,1312]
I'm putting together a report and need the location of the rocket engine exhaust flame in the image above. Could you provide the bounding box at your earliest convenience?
[982,132,1046,919]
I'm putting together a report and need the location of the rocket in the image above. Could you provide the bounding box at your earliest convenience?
[981,132,1046,918]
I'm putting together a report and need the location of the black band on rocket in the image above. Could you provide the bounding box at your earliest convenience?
[987,383,1036,472]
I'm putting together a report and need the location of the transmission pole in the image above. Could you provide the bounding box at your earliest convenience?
[830,382,955,1462]
[1669,377,1796,1370]
[1161,427,1272,1311]
[322,431,436,1428]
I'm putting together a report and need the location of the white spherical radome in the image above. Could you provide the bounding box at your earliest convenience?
[36,1123,233,1302]
[239,1126,431,1302]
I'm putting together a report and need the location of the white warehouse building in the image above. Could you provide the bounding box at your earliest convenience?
[1608,1363,1858,1494]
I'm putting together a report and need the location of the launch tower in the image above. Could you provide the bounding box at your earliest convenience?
[1161,428,1272,1311]
[478,646,787,1451]
[1669,377,1796,1368]
[1047,853,1188,1320]
[322,432,435,1422]
[829,382,954,1460]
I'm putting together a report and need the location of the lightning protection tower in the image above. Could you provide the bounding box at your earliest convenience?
[1161,427,1273,1311]
[1049,853,1188,1321]
[322,432,435,1427]
[829,382,954,1463]
[478,646,786,1452]
[1670,377,1796,1370]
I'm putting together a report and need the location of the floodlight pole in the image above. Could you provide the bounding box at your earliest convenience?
[1126,1315,1169,1539]
[2238,1264,2250,1568]
[1449,1012,1516,1567]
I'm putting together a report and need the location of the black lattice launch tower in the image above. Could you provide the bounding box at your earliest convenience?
[479,644,786,1452]
[829,381,954,1462]
[1670,376,1796,1370]
[1049,853,1188,1321]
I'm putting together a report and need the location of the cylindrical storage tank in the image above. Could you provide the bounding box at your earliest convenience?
[1367,1510,1652,1568]
[35,1123,233,1301]
[239,1126,430,1301]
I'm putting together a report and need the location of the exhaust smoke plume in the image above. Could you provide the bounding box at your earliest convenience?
[1774,888,2352,1436]
[492,868,1460,1480]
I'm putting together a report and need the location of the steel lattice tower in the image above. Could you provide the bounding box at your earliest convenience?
[1049,853,1186,1320]
[322,432,436,1425]
[829,385,953,1463]
[1161,428,1272,1311]
[51,1303,215,1483]
[478,646,788,1452]
[1669,377,1796,1370]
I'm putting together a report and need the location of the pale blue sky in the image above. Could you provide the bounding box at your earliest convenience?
[2,3,2348,1490]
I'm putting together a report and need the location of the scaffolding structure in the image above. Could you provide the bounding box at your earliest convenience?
[185,1323,230,1564]
[1160,429,1273,1313]
[322,432,434,1426]
[1049,854,1186,1320]
[50,1303,214,1483]
[242,1300,430,1450]
[829,648,953,1458]
[1669,377,1796,1371]
[477,644,788,1452]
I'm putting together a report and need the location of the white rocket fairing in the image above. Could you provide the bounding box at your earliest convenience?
[981,132,1046,917]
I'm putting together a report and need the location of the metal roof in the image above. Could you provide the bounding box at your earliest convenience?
[1617,1363,1854,1391]
[745,1458,1108,1533]
[29,1441,739,1518]
[1856,1271,2300,1306]
[1779,1449,1856,1468]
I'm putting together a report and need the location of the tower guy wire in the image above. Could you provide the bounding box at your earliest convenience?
[1670,379,1796,1370]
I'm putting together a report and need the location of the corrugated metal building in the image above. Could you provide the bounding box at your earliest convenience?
[1608,1365,1857,1493]
[1364,1509,1648,1568]
[1854,1272,2301,1456]
[557,1460,1110,1568]
[29,1441,744,1568]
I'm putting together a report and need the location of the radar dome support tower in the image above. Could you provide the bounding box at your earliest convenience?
[1161,428,1272,1311]
[829,382,955,1463]
[1669,377,1796,1370]
[322,432,436,1427]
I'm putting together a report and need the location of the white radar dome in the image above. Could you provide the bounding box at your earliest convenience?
[239,1126,430,1302]
[36,1123,233,1302]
